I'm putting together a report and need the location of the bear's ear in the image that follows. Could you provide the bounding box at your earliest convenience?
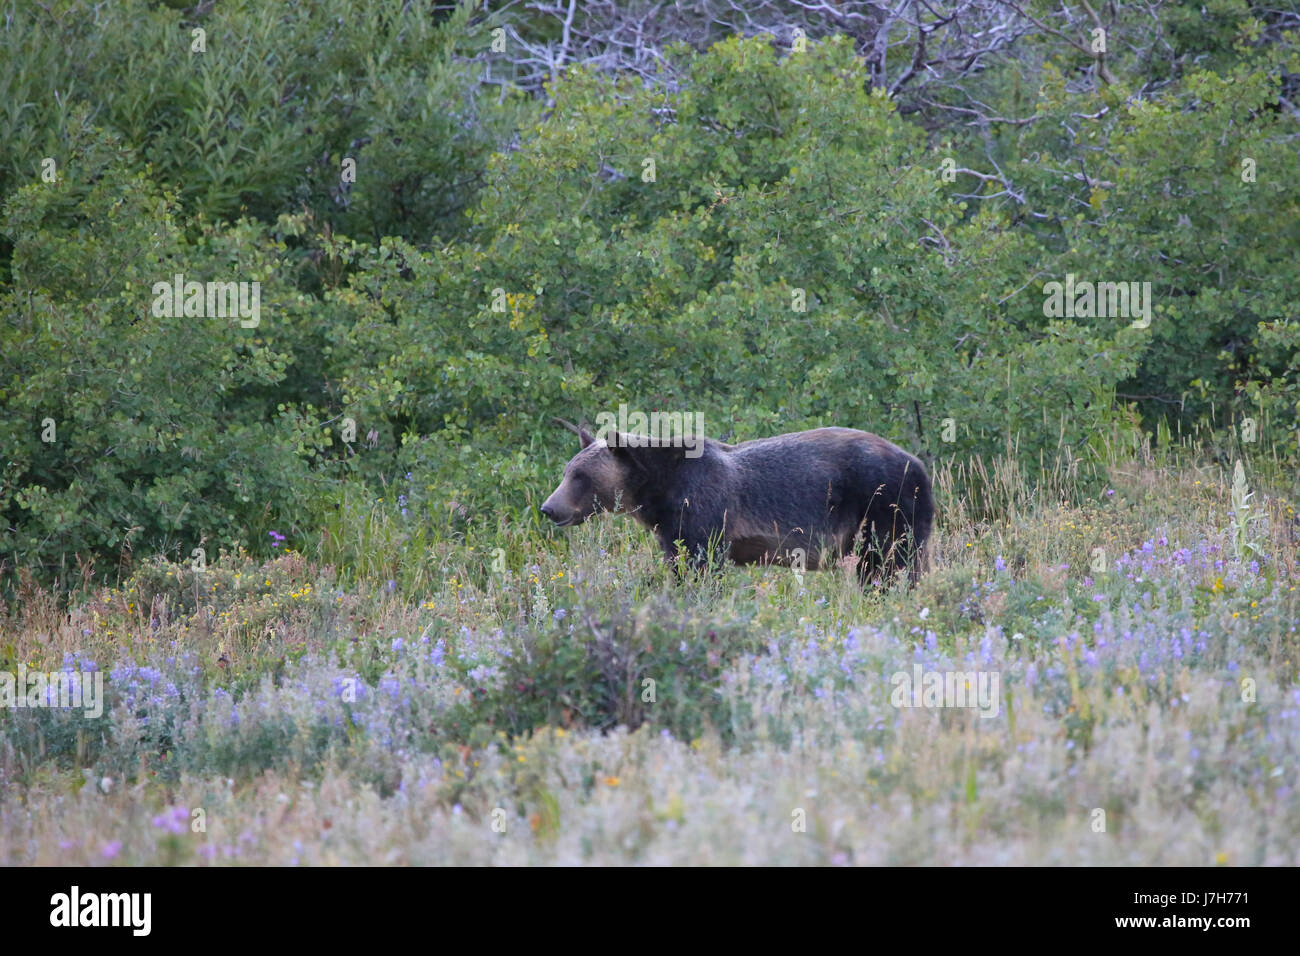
[607,433,687,472]
[552,417,596,449]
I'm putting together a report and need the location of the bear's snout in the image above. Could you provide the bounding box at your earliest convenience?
[540,493,580,526]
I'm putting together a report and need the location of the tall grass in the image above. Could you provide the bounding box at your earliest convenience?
[2,442,1297,864]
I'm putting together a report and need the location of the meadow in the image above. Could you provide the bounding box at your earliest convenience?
[3,443,1296,865]
[2,0,1297,869]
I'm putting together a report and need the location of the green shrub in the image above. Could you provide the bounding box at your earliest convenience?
[0,117,329,582]
[0,0,526,246]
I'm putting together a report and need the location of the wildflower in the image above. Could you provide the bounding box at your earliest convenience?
[151,806,190,835]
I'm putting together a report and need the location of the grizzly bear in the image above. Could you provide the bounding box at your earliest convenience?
[541,420,933,586]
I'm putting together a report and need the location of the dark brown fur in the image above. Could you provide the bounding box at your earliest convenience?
[541,422,933,586]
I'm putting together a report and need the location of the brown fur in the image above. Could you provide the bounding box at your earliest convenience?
[541,422,933,586]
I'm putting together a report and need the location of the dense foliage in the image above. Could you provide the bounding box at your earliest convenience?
[1,0,1297,586]
[2,0,1298,871]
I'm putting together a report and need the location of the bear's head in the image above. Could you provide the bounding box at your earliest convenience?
[540,421,688,526]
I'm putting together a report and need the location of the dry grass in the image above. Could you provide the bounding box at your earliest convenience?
[2,454,1297,865]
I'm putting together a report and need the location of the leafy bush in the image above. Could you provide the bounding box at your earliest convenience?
[0,0,525,246]
[326,37,1145,515]
[0,117,330,579]
[442,599,761,743]
[2,11,1297,585]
